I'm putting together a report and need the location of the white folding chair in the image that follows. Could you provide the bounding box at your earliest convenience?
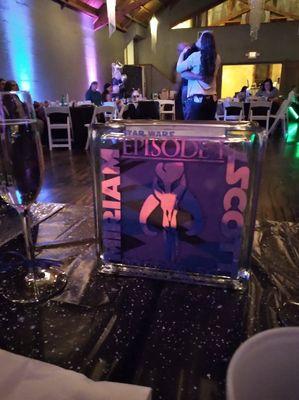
[268,99,289,136]
[159,100,176,120]
[215,100,224,121]
[268,91,295,136]
[249,100,272,131]
[223,101,244,121]
[102,102,119,118]
[85,106,116,151]
[45,106,72,151]
[93,106,115,122]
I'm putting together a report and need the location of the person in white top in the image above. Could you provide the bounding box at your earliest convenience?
[176,31,221,120]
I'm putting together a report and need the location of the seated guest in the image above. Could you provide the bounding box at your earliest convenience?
[3,81,45,139]
[102,83,113,102]
[33,101,47,144]
[131,88,142,102]
[236,86,250,101]
[159,88,169,100]
[256,79,279,100]
[0,78,6,91]
[85,81,102,106]
[4,80,19,91]
[3,80,26,118]
[33,101,46,121]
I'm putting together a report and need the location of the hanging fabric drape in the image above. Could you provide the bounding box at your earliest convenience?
[107,0,116,37]
[249,0,264,40]
[150,15,159,52]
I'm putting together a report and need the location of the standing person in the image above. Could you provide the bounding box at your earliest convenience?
[256,79,279,100]
[176,31,221,120]
[111,62,127,99]
[175,43,199,119]
[174,42,189,120]
[85,81,102,106]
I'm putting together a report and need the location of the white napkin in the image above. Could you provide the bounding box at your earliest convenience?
[0,349,152,400]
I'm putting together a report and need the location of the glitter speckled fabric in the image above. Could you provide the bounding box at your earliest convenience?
[0,203,64,247]
[0,205,298,400]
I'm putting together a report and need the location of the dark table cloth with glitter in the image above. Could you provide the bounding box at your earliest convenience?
[0,204,298,400]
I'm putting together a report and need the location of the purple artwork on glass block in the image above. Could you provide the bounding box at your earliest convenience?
[100,137,250,279]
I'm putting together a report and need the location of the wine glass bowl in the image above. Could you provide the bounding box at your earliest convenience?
[0,91,67,303]
[0,121,44,210]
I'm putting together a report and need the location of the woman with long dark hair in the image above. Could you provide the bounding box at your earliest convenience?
[177,31,221,120]
[102,83,113,102]
[85,81,102,106]
[256,78,279,100]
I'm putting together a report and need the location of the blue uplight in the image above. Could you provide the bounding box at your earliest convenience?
[2,1,37,98]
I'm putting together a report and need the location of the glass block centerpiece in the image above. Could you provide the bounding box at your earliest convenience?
[91,121,266,290]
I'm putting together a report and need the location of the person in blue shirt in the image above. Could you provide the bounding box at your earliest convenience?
[85,81,102,106]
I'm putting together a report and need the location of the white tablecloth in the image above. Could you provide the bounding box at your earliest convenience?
[0,349,152,400]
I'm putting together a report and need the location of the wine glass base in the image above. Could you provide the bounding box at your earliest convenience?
[278,301,299,326]
[1,265,67,304]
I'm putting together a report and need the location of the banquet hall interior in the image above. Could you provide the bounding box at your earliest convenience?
[0,0,299,399]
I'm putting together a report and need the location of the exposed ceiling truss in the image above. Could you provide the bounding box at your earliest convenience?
[52,0,176,31]
[180,0,299,28]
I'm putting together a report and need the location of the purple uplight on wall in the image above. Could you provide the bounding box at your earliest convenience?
[80,13,99,87]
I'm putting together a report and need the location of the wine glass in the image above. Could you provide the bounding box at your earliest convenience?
[0,90,67,303]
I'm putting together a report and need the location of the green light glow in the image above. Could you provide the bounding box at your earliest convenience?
[289,106,299,120]
[286,122,298,143]
[296,143,299,159]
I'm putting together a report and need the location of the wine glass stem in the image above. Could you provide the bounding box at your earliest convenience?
[20,209,34,261]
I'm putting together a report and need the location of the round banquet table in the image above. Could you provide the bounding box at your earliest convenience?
[46,105,95,150]
[70,105,95,149]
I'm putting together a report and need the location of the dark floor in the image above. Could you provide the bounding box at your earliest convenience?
[1,120,298,400]
[38,150,93,206]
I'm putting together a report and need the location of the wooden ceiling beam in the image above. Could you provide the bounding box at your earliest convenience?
[216,6,250,25]
[58,0,99,17]
[124,13,148,27]
[118,0,151,15]
[93,6,108,30]
[169,0,226,27]
[139,5,151,15]
[56,0,172,31]
[264,4,299,20]
[93,4,128,32]
[238,0,299,20]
